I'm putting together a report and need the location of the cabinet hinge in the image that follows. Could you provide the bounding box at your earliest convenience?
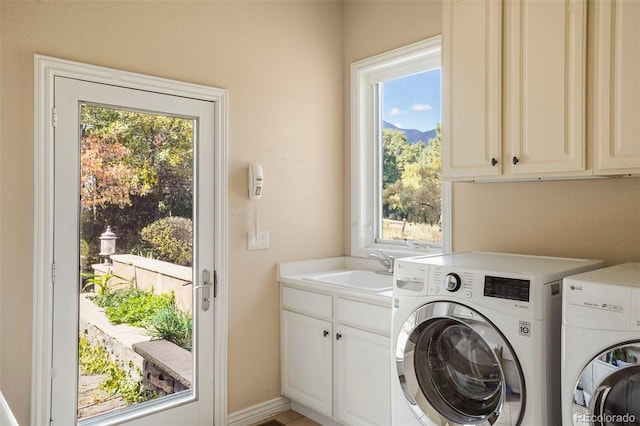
[51,262,56,283]
[51,107,58,128]
[213,270,218,298]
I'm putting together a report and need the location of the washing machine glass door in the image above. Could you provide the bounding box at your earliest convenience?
[572,343,640,426]
[396,301,524,425]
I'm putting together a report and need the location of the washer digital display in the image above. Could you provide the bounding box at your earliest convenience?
[484,276,530,302]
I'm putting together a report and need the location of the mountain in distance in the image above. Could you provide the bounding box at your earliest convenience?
[383,121,436,145]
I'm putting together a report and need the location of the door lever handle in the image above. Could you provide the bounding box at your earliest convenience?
[196,269,214,311]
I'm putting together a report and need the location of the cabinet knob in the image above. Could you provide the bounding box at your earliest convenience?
[336,333,342,340]
[512,156,520,165]
[491,158,498,166]
[323,330,329,337]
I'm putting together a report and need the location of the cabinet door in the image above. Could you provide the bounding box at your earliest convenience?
[593,0,640,175]
[506,0,587,176]
[281,310,332,416]
[334,326,390,426]
[442,0,502,180]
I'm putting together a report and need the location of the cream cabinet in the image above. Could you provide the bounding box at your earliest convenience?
[443,0,589,181]
[280,284,391,426]
[281,309,333,416]
[442,0,502,179]
[333,325,390,426]
[592,0,640,175]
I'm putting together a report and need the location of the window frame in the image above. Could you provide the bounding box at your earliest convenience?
[350,36,450,259]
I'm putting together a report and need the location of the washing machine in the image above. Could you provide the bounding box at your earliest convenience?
[391,252,603,426]
[562,262,640,426]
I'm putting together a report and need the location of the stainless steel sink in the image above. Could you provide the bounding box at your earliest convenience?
[304,270,392,293]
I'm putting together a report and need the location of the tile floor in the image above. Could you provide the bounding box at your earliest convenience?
[251,409,320,426]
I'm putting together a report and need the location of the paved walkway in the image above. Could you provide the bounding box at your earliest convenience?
[77,372,125,419]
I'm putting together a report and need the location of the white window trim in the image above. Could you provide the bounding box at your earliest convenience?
[350,36,451,259]
[32,55,228,426]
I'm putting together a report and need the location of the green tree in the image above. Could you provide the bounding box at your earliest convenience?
[79,106,194,266]
[382,125,441,226]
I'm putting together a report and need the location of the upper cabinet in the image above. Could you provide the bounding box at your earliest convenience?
[442,0,502,179]
[505,0,587,177]
[592,0,640,175]
[443,0,639,181]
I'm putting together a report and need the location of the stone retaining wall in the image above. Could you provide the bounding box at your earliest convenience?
[93,254,193,312]
[80,293,193,397]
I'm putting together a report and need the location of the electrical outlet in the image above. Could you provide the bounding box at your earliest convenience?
[248,231,270,250]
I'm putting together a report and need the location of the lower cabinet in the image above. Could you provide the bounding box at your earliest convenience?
[333,325,390,426]
[281,310,333,416]
[280,285,391,426]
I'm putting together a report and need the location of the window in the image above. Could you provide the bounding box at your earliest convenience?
[350,36,450,258]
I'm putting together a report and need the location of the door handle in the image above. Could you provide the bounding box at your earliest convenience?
[194,269,214,311]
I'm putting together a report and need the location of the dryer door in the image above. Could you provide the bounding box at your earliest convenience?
[571,343,640,426]
[396,301,525,426]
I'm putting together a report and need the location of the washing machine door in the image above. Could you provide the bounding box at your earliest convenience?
[571,343,640,426]
[396,301,525,425]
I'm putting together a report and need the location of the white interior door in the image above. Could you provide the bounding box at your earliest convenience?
[51,75,215,426]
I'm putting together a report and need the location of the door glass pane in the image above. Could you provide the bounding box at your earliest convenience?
[572,344,640,425]
[78,105,195,420]
[414,319,503,422]
[378,69,442,246]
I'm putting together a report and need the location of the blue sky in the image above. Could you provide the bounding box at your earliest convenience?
[382,68,441,132]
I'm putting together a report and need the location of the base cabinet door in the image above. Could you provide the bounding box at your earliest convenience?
[334,325,391,426]
[281,310,332,416]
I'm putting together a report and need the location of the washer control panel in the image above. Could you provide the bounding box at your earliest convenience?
[484,276,530,302]
[430,267,474,298]
[444,273,461,292]
[428,267,532,305]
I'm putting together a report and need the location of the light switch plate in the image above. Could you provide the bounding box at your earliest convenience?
[248,231,270,250]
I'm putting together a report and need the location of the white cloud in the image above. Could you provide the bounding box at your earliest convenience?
[412,103,433,111]
[389,107,403,116]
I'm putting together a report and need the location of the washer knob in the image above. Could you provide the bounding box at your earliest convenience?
[444,273,462,292]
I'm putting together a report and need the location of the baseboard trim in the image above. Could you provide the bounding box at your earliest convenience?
[227,396,291,426]
[0,391,19,426]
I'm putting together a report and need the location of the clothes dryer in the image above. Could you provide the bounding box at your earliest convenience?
[391,252,603,426]
[562,262,640,426]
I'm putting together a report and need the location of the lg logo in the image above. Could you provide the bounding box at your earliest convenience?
[519,321,531,337]
[570,285,583,291]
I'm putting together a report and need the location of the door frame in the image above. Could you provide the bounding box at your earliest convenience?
[32,55,228,426]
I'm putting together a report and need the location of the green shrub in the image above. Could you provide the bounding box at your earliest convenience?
[78,333,111,374]
[146,306,193,352]
[140,216,192,266]
[90,288,191,351]
[78,333,157,404]
[91,287,174,327]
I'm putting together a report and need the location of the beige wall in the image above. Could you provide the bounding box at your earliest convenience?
[1,0,639,424]
[452,178,640,265]
[0,1,344,422]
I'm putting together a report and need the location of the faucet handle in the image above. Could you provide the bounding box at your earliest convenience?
[376,249,391,261]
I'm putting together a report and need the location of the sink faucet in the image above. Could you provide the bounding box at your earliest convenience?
[368,250,395,275]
